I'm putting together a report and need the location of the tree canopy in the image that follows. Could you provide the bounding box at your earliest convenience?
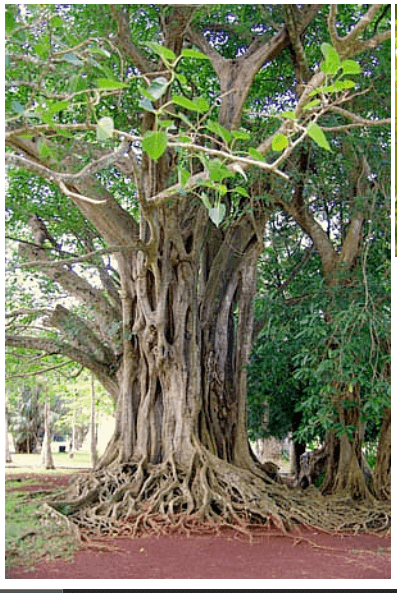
[5,4,391,538]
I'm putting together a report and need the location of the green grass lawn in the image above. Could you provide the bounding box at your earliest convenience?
[5,476,80,571]
[5,451,91,569]
[6,450,92,474]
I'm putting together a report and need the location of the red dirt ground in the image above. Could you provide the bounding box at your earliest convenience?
[5,472,391,580]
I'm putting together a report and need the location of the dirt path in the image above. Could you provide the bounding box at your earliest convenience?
[5,472,391,580]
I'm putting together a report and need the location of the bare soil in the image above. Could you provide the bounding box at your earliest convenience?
[5,472,391,580]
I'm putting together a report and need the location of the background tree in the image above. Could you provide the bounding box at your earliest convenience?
[5,348,114,460]
[5,4,390,536]
[248,196,390,493]
[5,405,13,464]
[41,394,55,470]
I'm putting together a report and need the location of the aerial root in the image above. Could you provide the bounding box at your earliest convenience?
[44,453,391,541]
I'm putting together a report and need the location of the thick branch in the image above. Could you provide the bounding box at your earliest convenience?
[163,5,198,56]
[283,5,312,87]
[109,5,154,73]
[45,304,117,366]
[328,4,390,59]
[5,334,119,398]
[340,212,365,269]
[6,130,140,248]
[19,242,121,344]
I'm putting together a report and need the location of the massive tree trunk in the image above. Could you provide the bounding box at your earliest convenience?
[121,211,263,470]
[97,198,269,464]
[52,205,311,535]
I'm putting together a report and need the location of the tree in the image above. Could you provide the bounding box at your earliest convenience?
[249,198,390,491]
[5,406,13,463]
[247,11,391,498]
[274,104,390,498]
[41,399,55,470]
[6,379,43,453]
[248,222,320,476]
[5,4,390,536]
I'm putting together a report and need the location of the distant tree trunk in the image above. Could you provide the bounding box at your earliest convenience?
[90,373,98,468]
[41,401,55,470]
[290,410,305,477]
[373,406,391,500]
[291,441,306,478]
[69,406,76,459]
[5,406,12,464]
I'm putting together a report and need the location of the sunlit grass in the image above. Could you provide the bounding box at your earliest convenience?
[6,450,93,474]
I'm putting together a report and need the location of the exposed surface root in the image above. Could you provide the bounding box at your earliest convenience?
[45,452,391,541]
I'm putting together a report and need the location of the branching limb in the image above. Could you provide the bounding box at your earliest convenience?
[109,5,154,74]
[5,334,119,398]
[44,304,117,366]
[323,107,391,132]
[18,241,121,342]
[6,137,130,187]
[328,4,390,59]
[6,360,74,380]
[59,182,107,205]
[18,245,140,269]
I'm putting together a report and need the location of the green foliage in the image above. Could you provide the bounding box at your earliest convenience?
[4,3,370,239]
[248,162,390,447]
[96,116,114,141]
[142,130,168,161]
[306,122,331,152]
[5,4,390,454]
[272,134,289,152]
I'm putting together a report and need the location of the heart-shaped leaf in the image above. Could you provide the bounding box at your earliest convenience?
[320,43,340,75]
[206,120,232,144]
[307,122,331,151]
[96,78,128,90]
[208,203,226,227]
[272,133,288,152]
[147,42,176,63]
[142,131,168,162]
[340,59,361,75]
[96,116,114,141]
[181,48,209,60]
[172,95,209,113]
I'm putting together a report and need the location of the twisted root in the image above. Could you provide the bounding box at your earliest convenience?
[46,449,390,541]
